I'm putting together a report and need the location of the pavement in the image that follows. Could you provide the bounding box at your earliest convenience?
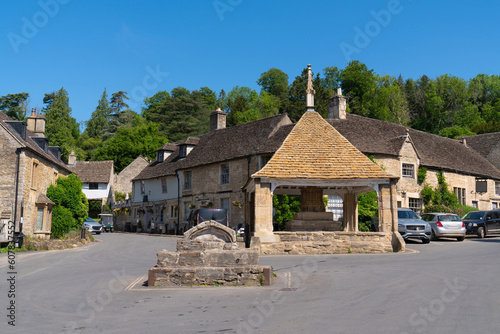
[1,233,500,334]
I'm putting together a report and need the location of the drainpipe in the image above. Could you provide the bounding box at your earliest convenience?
[176,171,181,233]
[14,148,22,233]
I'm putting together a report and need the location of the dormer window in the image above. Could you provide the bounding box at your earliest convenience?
[157,151,164,162]
[179,145,187,158]
[402,163,414,178]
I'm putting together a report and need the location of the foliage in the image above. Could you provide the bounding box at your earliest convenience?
[88,200,102,212]
[417,166,427,184]
[272,195,301,231]
[46,174,89,238]
[85,88,111,139]
[92,115,166,172]
[0,92,29,120]
[358,191,378,231]
[420,171,458,208]
[424,204,477,217]
[438,126,475,139]
[114,191,127,202]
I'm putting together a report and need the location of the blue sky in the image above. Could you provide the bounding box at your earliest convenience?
[1,0,499,127]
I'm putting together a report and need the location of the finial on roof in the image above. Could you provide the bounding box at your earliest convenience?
[306,64,315,111]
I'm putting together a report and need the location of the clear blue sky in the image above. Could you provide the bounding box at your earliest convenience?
[1,0,499,127]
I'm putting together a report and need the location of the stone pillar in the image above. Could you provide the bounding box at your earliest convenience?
[253,179,278,243]
[343,192,358,232]
[378,180,405,252]
[300,187,325,212]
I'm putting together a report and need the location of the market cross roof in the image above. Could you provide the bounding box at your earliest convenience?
[252,111,396,180]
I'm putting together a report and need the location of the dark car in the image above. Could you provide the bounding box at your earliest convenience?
[463,210,500,238]
[179,208,229,233]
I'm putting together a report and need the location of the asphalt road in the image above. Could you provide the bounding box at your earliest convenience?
[1,233,500,334]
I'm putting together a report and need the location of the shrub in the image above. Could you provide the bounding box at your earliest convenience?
[51,206,74,238]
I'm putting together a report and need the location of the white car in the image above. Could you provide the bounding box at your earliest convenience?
[421,213,466,241]
[83,218,103,235]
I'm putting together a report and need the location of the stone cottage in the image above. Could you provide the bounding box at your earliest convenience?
[0,110,71,243]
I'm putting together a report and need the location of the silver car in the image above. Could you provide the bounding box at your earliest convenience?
[421,213,466,241]
[397,208,432,243]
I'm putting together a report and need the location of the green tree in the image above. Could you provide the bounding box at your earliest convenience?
[322,66,341,95]
[46,174,89,238]
[257,68,289,112]
[0,92,29,120]
[43,88,79,161]
[339,60,378,117]
[85,89,111,139]
[93,116,167,172]
[358,191,378,231]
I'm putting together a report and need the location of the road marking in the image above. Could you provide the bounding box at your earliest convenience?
[125,275,146,291]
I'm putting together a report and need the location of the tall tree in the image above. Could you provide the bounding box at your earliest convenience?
[257,68,289,112]
[0,92,29,120]
[339,60,378,118]
[43,87,79,161]
[85,89,111,139]
[110,91,130,113]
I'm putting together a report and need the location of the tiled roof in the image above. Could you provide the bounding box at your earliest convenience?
[156,143,177,152]
[0,112,71,173]
[330,115,500,180]
[36,193,55,205]
[253,111,395,180]
[133,113,292,181]
[68,160,114,183]
[458,132,500,158]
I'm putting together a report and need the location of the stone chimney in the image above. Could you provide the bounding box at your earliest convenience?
[328,87,346,119]
[68,150,77,165]
[210,108,226,131]
[26,108,46,137]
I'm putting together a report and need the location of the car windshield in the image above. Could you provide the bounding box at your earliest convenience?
[463,211,485,220]
[438,215,461,221]
[398,210,419,219]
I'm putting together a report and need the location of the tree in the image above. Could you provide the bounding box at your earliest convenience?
[46,174,89,238]
[110,91,130,113]
[85,89,111,139]
[285,67,308,122]
[374,76,410,125]
[273,195,301,231]
[257,68,289,111]
[43,88,79,161]
[322,66,341,95]
[339,60,378,117]
[358,191,378,231]
[0,92,30,120]
[92,115,167,172]
[223,86,280,126]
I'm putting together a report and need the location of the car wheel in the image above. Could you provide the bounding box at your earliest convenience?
[431,230,438,241]
[456,236,465,241]
[422,238,430,244]
[477,227,485,238]
[96,232,101,235]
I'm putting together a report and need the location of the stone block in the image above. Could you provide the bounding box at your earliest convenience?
[157,251,179,267]
[178,251,205,266]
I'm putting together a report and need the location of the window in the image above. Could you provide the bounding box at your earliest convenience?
[53,172,58,184]
[36,207,44,231]
[454,187,466,206]
[327,195,343,220]
[89,182,98,190]
[472,201,478,208]
[258,155,272,171]
[496,182,500,196]
[220,164,229,185]
[161,178,168,193]
[397,201,402,208]
[408,198,422,215]
[155,205,164,222]
[31,162,38,189]
[179,146,187,158]
[402,164,414,178]
[493,202,498,210]
[476,180,487,193]
[141,181,145,195]
[170,205,178,218]
[184,171,192,190]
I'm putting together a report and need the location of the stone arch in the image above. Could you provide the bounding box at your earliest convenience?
[184,220,236,243]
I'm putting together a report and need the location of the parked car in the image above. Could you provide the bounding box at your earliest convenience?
[463,210,500,238]
[83,217,103,234]
[179,208,229,234]
[420,213,466,241]
[397,208,432,243]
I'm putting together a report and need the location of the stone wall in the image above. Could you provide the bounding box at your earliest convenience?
[114,157,148,195]
[259,231,394,255]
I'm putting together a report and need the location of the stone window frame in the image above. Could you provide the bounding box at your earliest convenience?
[34,204,52,233]
[402,163,414,178]
[454,187,466,206]
[31,160,39,190]
[161,178,168,193]
[472,201,478,208]
[220,163,229,185]
[408,197,422,215]
[496,182,500,197]
[183,171,192,190]
[493,202,498,210]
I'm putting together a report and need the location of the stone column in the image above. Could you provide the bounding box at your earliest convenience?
[253,179,278,243]
[378,180,405,252]
[343,192,358,232]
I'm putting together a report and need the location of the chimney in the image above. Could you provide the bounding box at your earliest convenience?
[328,87,346,119]
[210,108,226,131]
[460,138,468,147]
[26,108,46,137]
[68,150,77,165]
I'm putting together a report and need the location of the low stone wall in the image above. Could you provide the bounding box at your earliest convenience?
[26,234,93,251]
[259,231,394,254]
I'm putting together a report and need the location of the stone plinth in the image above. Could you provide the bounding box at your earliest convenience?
[148,221,272,287]
[285,211,342,232]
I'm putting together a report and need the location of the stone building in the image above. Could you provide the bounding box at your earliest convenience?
[119,67,500,251]
[113,156,149,196]
[0,110,71,242]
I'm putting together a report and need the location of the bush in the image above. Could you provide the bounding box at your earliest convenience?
[424,204,478,218]
[273,195,301,231]
[51,206,75,238]
[358,191,378,231]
